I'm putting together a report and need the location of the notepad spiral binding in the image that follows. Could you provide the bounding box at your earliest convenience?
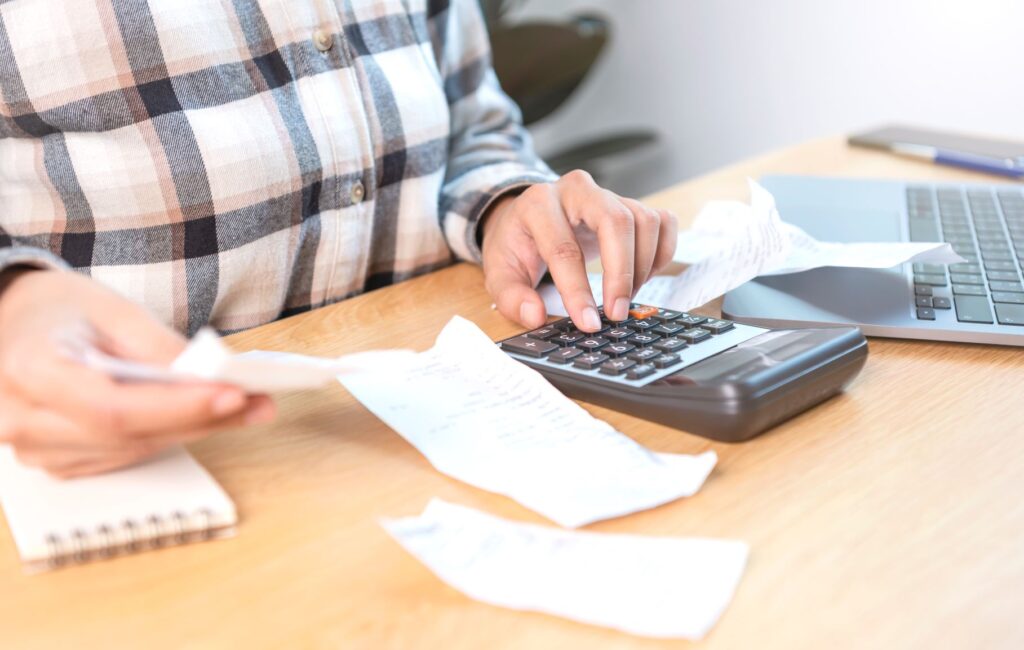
[43,508,216,568]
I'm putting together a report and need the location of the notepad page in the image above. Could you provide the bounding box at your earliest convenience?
[0,445,236,568]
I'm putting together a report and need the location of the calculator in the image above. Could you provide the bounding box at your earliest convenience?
[499,303,868,442]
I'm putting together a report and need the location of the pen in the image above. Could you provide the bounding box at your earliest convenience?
[890,143,1024,179]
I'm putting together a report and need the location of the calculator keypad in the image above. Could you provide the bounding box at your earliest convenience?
[500,303,768,387]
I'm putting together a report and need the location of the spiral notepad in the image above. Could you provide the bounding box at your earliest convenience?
[0,445,236,573]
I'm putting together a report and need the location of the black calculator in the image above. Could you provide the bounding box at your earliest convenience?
[499,303,868,442]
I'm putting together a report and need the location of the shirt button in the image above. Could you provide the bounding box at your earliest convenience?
[350,181,365,204]
[313,29,333,52]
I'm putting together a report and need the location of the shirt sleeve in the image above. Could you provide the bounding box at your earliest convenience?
[430,0,558,263]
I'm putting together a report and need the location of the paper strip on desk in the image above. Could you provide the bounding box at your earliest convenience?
[69,328,381,393]
[381,499,749,640]
[672,182,963,275]
[339,316,717,528]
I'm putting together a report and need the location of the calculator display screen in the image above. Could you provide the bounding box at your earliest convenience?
[651,329,833,387]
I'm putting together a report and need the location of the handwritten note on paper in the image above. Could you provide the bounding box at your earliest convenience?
[339,316,717,528]
[382,499,749,640]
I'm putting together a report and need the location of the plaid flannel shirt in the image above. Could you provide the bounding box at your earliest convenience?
[0,0,555,334]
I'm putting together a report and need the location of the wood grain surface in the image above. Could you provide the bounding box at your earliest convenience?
[2,136,1022,650]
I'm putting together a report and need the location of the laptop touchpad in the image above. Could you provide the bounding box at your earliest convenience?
[779,204,902,243]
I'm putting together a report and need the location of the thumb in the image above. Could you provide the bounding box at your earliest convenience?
[486,263,548,330]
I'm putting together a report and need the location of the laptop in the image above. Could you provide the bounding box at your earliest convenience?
[722,175,1024,346]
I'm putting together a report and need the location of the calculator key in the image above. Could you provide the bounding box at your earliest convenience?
[576,337,609,351]
[547,347,584,364]
[653,338,688,353]
[605,327,634,341]
[914,285,933,296]
[625,363,657,380]
[953,295,994,323]
[992,292,1024,304]
[676,313,708,326]
[652,353,682,369]
[599,358,637,376]
[995,303,1024,325]
[500,336,558,358]
[950,273,984,285]
[553,330,586,346]
[952,284,986,296]
[550,318,575,331]
[652,322,686,336]
[699,318,735,334]
[989,281,1024,293]
[526,326,560,340]
[931,296,951,309]
[653,309,683,322]
[916,308,935,321]
[913,273,947,286]
[628,319,658,332]
[986,270,1020,282]
[628,304,659,320]
[677,328,711,344]
[627,348,660,363]
[604,342,636,357]
[573,352,610,370]
[628,333,662,346]
[915,296,933,308]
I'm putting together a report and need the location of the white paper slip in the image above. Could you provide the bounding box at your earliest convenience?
[673,185,964,275]
[382,499,749,640]
[538,273,677,317]
[339,316,717,528]
[69,328,381,393]
[761,221,964,275]
[663,180,791,312]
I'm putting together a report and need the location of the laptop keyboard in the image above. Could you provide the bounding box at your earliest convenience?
[907,185,1024,326]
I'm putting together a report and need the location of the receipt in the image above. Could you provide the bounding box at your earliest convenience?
[382,499,749,640]
[673,183,963,275]
[73,328,384,393]
[340,316,717,528]
[538,274,677,317]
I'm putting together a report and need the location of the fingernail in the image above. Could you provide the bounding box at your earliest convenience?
[212,390,246,417]
[245,401,276,425]
[582,306,602,332]
[612,297,630,322]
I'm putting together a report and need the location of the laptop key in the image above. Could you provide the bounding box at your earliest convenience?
[914,285,933,296]
[995,303,1024,326]
[952,284,986,296]
[908,218,940,242]
[501,336,558,358]
[989,281,1024,293]
[913,263,945,274]
[915,296,933,308]
[950,263,982,274]
[954,295,994,323]
[984,260,1016,272]
[913,273,947,286]
[991,292,1024,305]
[932,296,952,309]
[950,273,984,285]
[985,270,1020,282]
[916,308,936,321]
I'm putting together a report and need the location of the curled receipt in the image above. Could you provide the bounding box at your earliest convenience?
[382,499,749,640]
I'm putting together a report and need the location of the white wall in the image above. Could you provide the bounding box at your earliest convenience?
[513,0,1024,198]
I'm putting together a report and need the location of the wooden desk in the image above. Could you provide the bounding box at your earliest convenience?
[3,136,1023,649]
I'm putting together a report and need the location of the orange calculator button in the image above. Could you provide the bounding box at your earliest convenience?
[628,304,659,320]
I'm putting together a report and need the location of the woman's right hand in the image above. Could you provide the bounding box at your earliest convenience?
[0,270,275,478]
